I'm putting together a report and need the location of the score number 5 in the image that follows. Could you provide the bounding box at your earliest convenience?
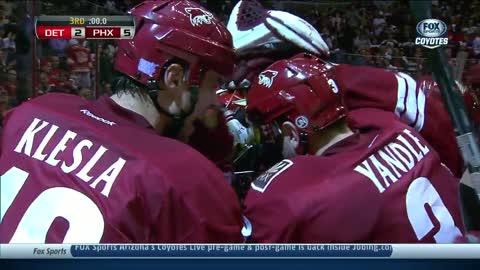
[121,27,134,39]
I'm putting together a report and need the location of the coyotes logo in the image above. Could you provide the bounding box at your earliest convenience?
[185,7,214,27]
[258,70,278,88]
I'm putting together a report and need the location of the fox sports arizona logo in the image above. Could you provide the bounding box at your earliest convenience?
[415,19,448,49]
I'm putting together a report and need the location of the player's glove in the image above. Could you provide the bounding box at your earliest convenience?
[225,109,253,145]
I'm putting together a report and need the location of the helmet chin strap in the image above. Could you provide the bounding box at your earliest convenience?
[147,83,199,138]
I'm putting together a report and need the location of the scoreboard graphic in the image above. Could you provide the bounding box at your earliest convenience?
[35,16,135,39]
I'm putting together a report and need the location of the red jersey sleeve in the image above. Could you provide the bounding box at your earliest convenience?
[333,65,464,177]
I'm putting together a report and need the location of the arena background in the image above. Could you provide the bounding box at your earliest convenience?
[0,0,479,125]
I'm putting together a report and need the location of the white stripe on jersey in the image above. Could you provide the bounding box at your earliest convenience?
[399,72,418,126]
[414,85,426,131]
[395,72,426,132]
[395,73,406,118]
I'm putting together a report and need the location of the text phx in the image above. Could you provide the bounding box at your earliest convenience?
[94,29,113,37]
[86,27,120,39]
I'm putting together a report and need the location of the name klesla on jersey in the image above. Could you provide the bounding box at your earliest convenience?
[13,117,126,198]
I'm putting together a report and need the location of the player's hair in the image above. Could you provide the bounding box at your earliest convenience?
[112,73,150,101]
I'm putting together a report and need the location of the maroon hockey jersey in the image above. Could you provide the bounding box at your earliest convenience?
[0,93,243,243]
[244,66,465,243]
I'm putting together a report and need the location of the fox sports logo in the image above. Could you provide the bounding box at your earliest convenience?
[415,19,448,49]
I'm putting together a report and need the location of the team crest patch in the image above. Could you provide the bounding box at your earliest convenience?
[251,159,293,193]
[185,7,214,27]
[258,70,278,88]
[295,115,309,129]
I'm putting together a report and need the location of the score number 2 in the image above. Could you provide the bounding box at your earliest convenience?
[1,166,104,243]
[71,27,86,39]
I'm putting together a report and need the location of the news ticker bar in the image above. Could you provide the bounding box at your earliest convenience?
[34,16,135,39]
[1,244,479,259]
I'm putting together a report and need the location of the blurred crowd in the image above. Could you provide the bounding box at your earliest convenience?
[37,39,110,98]
[303,0,480,77]
[0,0,18,125]
[1,0,480,126]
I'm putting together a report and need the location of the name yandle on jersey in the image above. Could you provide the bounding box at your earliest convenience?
[354,129,432,193]
[13,117,126,198]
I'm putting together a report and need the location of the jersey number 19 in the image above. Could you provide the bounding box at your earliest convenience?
[1,166,105,243]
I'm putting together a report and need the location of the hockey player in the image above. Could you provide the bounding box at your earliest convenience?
[243,53,465,243]
[220,0,331,192]
[0,0,243,243]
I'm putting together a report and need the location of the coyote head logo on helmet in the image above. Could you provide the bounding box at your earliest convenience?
[258,70,278,88]
[185,7,214,27]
